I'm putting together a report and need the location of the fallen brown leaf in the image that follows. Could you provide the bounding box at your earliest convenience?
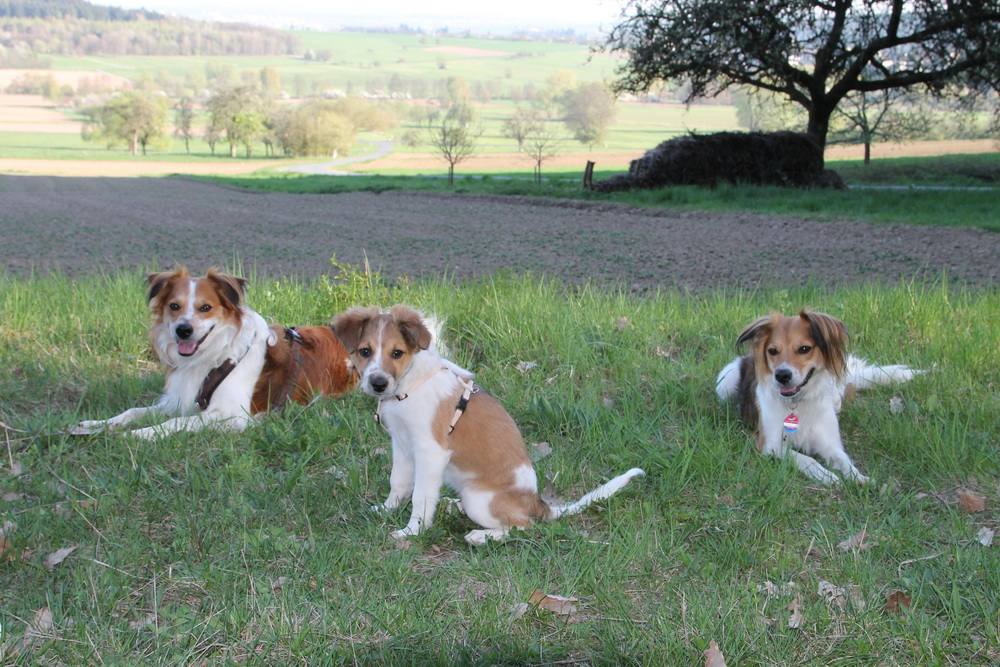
[271,576,288,593]
[787,597,805,629]
[23,606,55,647]
[959,491,986,513]
[837,529,869,550]
[6,461,23,477]
[539,478,563,506]
[2,491,25,502]
[44,545,78,570]
[756,580,796,598]
[528,441,552,462]
[528,589,578,616]
[506,602,530,625]
[886,590,912,614]
[0,536,10,560]
[818,581,847,609]
[703,639,728,667]
[976,527,994,547]
[129,612,159,629]
[849,585,867,610]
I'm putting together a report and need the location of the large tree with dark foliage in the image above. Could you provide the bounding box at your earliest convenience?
[604,0,1000,149]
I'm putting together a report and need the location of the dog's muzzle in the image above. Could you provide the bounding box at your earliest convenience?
[775,366,814,397]
[368,373,389,395]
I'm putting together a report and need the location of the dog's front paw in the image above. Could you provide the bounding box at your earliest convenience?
[128,426,161,441]
[71,420,109,435]
[383,493,410,510]
[465,528,509,545]
[390,526,419,541]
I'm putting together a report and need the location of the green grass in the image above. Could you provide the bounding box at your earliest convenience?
[191,151,1000,231]
[0,266,997,664]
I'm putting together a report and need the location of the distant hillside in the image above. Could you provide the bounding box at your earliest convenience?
[0,0,301,57]
[0,0,162,21]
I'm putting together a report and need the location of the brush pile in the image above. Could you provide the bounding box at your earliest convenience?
[592,131,845,192]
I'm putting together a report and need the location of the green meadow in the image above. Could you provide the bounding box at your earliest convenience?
[47,31,620,95]
[0,266,997,664]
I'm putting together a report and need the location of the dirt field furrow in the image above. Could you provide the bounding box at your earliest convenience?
[1,174,997,290]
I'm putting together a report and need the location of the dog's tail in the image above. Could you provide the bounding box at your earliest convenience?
[845,354,923,390]
[715,357,742,401]
[547,468,645,520]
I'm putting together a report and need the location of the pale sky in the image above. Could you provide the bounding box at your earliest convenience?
[128,0,625,35]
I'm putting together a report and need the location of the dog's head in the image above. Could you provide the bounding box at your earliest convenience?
[331,305,433,398]
[147,266,247,361]
[737,309,848,398]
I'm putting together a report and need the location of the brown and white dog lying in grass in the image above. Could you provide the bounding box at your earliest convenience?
[74,267,355,439]
[331,305,645,545]
[715,310,921,485]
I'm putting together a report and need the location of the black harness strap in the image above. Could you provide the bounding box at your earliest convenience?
[196,359,237,411]
[269,327,305,410]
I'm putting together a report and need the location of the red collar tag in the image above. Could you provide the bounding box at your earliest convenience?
[783,414,799,433]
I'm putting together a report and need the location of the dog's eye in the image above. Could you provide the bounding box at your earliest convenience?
[169,303,180,311]
[797,345,812,354]
[391,349,403,359]
[767,348,778,356]
[199,304,212,313]
[359,347,371,358]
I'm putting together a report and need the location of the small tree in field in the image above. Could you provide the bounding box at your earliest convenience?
[427,103,482,186]
[502,107,540,152]
[523,119,559,184]
[174,96,195,154]
[561,82,617,149]
[82,90,169,156]
[830,80,930,164]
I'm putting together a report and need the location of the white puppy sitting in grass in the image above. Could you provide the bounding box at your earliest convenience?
[332,305,645,545]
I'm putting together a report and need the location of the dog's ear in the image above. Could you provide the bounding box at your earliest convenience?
[736,315,773,348]
[331,306,380,353]
[800,310,849,377]
[206,268,248,310]
[146,266,187,303]
[389,305,433,351]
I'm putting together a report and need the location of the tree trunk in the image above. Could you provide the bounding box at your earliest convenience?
[448,164,455,186]
[806,103,833,159]
[864,141,871,165]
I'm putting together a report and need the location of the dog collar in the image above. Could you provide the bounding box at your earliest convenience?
[374,366,477,434]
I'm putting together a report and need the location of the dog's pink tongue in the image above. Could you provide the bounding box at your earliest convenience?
[177,340,197,356]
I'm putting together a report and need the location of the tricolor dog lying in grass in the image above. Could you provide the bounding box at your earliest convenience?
[74,267,355,439]
[715,309,921,484]
[332,305,645,545]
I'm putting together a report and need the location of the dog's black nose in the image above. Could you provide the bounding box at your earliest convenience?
[175,323,194,340]
[774,368,793,384]
[369,376,388,394]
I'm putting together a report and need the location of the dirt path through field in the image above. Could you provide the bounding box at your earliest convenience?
[1,174,997,290]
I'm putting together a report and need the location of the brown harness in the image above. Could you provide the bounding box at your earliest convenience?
[196,359,236,410]
[375,366,477,434]
[195,327,304,412]
[268,327,305,410]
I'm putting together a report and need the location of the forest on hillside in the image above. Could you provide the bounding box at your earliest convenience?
[0,0,300,58]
